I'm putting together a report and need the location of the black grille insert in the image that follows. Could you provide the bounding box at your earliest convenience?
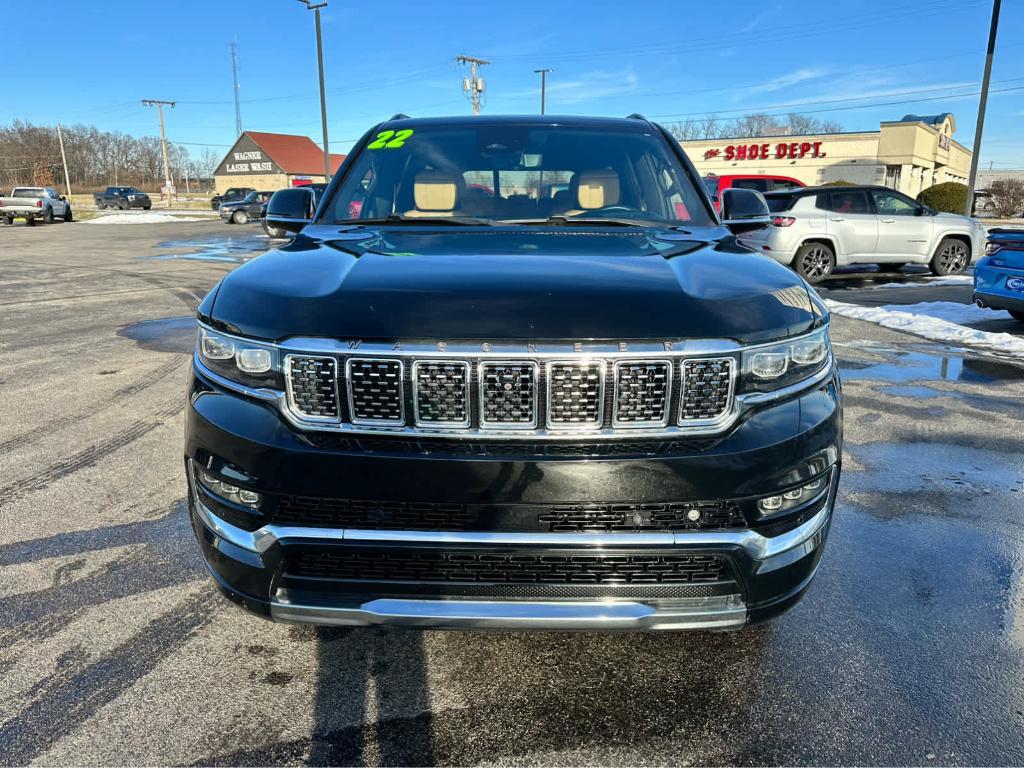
[614,361,671,426]
[547,362,603,427]
[680,358,733,421]
[413,361,470,426]
[347,359,404,424]
[288,548,729,585]
[480,362,537,427]
[274,497,476,530]
[286,356,339,419]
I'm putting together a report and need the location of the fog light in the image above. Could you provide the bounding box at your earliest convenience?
[238,489,260,505]
[804,477,824,491]
[783,488,803,501]
[751,352,788,379]
[686,508,701,522]
[759,495,784,512]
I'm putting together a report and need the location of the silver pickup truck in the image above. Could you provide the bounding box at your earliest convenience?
[0,187,73,225]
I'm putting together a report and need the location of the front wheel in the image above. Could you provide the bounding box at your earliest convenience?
[232,210,249,225]
[143,205,151,210]
[930,238,970,276]
[793,242,836,284]
[1010,310,1024,324]
[3,215,13,225]
[119,201,128,211]
[263,221,287,239]
[64,206,73,222]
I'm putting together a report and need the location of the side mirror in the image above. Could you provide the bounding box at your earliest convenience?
[720,188,770,234]
[915,205,929,216]
[266,188,313,233]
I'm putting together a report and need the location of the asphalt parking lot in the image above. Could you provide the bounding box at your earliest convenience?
[2,220,1024,765]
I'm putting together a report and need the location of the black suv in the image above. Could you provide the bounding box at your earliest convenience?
[186,115,841,631]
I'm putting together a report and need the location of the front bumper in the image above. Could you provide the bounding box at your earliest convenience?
[185,366,842,631]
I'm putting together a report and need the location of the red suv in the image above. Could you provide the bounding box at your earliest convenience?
[703,174,804,212]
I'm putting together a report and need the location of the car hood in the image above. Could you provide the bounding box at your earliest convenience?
[934,212,972,225]
[204,225,822,344]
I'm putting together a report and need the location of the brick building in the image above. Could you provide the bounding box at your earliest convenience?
[213,131,346,193]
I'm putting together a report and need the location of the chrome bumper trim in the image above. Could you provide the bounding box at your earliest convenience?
[189,463,833,567]
[269,594,747,631]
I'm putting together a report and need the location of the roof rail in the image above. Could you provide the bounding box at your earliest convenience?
[390,113,411,120]
[626,113,647,121]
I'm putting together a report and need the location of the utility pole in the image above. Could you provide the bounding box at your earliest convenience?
[230,38,243,136]
[296,1,331,182]
[965,0,1001,216]
[534,68,552,115]
[457,55,489,115]
[142,99,176,208]
[56,124,72,197]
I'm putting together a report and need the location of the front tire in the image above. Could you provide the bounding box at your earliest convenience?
[119,201,128,211]
[793,242,836,284]
[143,205,151,210]
[3,215,13,225]
[64,206,73,222]
[930,238,970,276]
[232,210,249,225]
[1010,310,1024,324]
[262,221,287,238]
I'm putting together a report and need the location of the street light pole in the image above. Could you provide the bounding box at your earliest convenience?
[534,68,552,115]
[965,0,1001,216]
[297,0,331,182]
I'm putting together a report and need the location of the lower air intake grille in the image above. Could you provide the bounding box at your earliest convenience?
[680,358,733,421]
[614,361,670,425]
[347,359,404,424]
[286,356,339,419]
[413,361,470,426]
[288,548,728,585]
[273,497,476,530]
[480,363,537,427]
[547,362,603,426]
[539,501,746,532]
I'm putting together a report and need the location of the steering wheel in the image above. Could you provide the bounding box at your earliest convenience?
[574,205,643,218]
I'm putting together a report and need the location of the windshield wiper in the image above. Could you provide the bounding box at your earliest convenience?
[500,216,661,228]
[334,214,494,227]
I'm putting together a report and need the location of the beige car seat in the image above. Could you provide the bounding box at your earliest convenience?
[562,170,620,216]
[404,170,462,217]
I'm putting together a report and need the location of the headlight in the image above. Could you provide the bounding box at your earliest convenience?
[197,325,282,389]
[741,327,830,392]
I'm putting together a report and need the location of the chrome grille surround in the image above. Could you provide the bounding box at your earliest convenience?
[284,355,340,422]
[346,358,405,425]
[679,358,735,425]
[412,360,470,428]
[197,330,833,441]
[545,361,604,429]
[612,360,672,428]
[479,361,539,429]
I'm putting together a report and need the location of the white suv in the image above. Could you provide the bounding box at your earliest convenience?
[740,185,986,284]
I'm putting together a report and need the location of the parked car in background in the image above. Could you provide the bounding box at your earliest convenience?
[219,190,272,225]
[741,185,986,283]
[703,174,803,212]
[93,186,152,210]
[974,228,1024,324]
[211,187,254,210]
[0,187,72,225]
[261,184,326,238]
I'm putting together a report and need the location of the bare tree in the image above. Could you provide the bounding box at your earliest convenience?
[669,113,846,142]
[988,179,1024,218]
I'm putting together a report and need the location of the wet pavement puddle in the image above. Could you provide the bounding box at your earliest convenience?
[835,341,1024,385]
[136,234,272,263]
[117,316,195,354]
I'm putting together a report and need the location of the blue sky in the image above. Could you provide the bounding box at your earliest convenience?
[4,0,1022,167]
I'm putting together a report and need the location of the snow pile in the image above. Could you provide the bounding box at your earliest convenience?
[826,299,1024,357]
[864,275,974,289]
[85,212,207,224]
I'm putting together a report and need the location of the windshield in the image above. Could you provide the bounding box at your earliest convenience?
[319,123,714,227]
[241,191,259,202]
[702,177,719,200]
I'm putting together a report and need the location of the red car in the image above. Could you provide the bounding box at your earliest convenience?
[703,174,804,212]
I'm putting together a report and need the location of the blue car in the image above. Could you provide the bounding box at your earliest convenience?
[974,228,1024,324]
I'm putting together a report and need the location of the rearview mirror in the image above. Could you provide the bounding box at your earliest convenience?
[720,188,770,234]
[266,188,314,233]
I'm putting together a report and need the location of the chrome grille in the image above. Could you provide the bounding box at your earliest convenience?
[286,356,339,420]
[346,359,404,424]
[413,361,470,427]
[480,362,537,427]
[539,501,745,531]
[613,361,671,426]
[680,358,733,422]
[546,362,603,427]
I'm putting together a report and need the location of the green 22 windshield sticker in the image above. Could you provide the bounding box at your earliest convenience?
[367,129,414,149]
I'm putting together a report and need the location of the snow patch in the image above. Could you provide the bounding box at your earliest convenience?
[864,275,974,289]
[85,212,206,225]
[826,299,1024,357]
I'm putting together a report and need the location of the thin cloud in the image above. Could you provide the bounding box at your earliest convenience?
[506,68,639,105]
[742,67,830,96]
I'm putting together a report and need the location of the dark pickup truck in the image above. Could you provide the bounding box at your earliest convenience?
[186,114,841,632]
[93,186,152,210]
[211,187,254,210]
